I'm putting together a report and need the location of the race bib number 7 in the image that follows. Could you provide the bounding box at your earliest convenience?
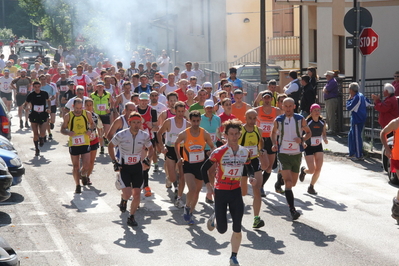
[33,105,44,112]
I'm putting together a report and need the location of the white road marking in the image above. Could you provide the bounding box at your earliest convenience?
[22,176,81,266]
[18,250,62,253]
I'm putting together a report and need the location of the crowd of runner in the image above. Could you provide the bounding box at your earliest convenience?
[0,50,330,266]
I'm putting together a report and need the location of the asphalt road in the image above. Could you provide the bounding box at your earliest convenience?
[1,109,399,266]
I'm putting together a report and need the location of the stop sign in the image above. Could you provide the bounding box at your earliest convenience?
[359,28,379,56]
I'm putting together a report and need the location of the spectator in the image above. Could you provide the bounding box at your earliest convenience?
[227,67,242,91]
[372,83,399,131]
[323,70,339,134]
[346,82,370,161]
[300,75,316,118]
[283,70,301,113]
[307,67,319,95]
[392,71,399,96]
[54,50,61,63]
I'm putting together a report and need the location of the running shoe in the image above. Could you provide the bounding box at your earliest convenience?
[50,123,54,130]
[81,175,88,186]
[307,185,317,195]
[127,215,138,227]
[207,212,215,231]
[299,166,306,182]
[183,206,191,222]
[154,164,159,172]
[35,148,40,157]
[48,133,53,140]
[104,137,109,146]
[144,186,152,197]
[260,188,266,197]
[351,156,364,161]
[19,120,23,129]
[205,196,214,204]
[290,209,301,221]
[253,216,265,229]
[75,185,81,194]
[39,137,44,147]
[119,198,127,212]
[87,177,92,186]
[25,121,30,128]
[175,197,184,208]
[188,214,195,225]
[165,177,172,188]
[230,256,240,266]
[100,146,104,155]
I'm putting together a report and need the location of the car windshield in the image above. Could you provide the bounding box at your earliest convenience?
[239,66,280,79]
[18,45,43,54]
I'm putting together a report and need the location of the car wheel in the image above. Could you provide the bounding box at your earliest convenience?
[387,158,399,185]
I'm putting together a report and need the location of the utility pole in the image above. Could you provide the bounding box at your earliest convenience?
[353,0,360,82]
[260,0,267,88]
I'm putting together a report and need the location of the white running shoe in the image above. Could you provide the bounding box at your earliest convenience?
[175,198,185,208]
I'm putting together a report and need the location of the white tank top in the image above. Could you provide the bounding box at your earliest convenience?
[121,115,129,130]
[104,84,114,96]
[165,117,186,147]
[164,83,177,95]
[121,93,130,107]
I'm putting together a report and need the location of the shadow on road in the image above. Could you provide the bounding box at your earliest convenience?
[2,192,25,205]
[185,226,229,255]
[113,215,162,253]
[0,211,11,227]
[24,152,52,167]
[290,222,337,247]
[242,226,285,255]
[306,194,347,212]
[62,186,107,212]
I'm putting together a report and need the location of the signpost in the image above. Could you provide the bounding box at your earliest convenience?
[359,27,379,93]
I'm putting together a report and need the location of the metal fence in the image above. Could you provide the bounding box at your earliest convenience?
[316,77,392,134]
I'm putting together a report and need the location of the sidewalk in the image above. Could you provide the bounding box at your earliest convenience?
[324,133,382,159]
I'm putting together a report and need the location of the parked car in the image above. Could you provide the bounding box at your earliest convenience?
[0,149,24,186]
[0,236,19,265]
[0,136,16,154]
[0,98,10,140]
[232,63,283,83]
[0,157,13,202]
[382,136,399,184]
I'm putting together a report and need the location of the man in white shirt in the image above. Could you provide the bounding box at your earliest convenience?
[0,69,13,111]
[0,54,6,71]
[180,61,195,79]
[72,65,93,96]
[192,62,205,84]
[283,70,301,113]
[65,86,90,111]
[157,53,170,74]
[83,65,100,81]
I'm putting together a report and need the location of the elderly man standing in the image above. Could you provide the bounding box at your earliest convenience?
[346,82,370,161]
[323,70,339,134]
[372,84,399,133]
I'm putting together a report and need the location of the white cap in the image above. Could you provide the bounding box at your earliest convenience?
[204,99,214,108]
[202,82,212,88]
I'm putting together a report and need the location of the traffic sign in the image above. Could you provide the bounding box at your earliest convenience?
[344,7,373,35]
[359,28,378,56]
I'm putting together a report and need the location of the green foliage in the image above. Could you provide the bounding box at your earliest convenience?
[0,28,13,39]
[17,0,73,47]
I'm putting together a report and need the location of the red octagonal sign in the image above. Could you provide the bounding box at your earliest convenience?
[359,27,379,56]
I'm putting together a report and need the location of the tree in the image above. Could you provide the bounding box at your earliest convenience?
[0,28,13,40]
[18,0,74,46]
